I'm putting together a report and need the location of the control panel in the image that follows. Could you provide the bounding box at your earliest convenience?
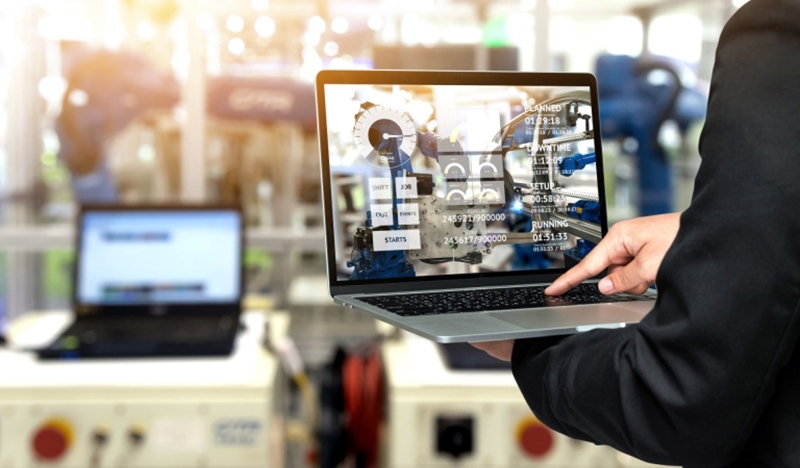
[2,401,276,468]
[0,311,286,468]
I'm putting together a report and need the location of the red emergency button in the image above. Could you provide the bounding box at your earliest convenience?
[32,418,74,461]
[515,416,554,458]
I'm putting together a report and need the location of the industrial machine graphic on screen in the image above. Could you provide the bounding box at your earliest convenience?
[326,86,601,280]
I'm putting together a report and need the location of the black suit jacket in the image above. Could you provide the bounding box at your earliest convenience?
[511,1,800,467]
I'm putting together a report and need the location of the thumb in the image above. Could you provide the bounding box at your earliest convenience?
[599,258,646,294]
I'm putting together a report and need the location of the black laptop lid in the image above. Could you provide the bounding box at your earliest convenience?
[73,205,244,317]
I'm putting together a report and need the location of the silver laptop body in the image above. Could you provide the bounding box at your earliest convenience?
[316,70,655,343]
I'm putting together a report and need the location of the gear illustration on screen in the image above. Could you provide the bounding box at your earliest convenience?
[353,102,418,169]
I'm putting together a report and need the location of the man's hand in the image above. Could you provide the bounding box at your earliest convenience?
[470,340,514,361]
[470,213,680,361]
[546,212,681,296]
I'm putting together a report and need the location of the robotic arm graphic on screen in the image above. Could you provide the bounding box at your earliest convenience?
[346,91,602,280]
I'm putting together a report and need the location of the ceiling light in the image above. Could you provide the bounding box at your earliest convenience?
[226,15,244,33]
[228,37,246,55]
[368,15,384,31]
[255,16,276,37]
[324,41,339,56]
[308,16,326,35]
[331,17,349,34]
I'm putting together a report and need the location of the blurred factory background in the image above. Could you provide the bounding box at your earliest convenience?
[0,0,744,467]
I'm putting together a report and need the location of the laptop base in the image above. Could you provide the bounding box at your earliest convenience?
[37,314,239,360]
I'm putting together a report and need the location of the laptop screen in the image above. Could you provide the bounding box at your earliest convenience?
[76,209,242,305]
[320,74,605,285]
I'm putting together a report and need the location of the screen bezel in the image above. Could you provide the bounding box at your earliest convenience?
[72,204,245,317]
[316,70,609,296]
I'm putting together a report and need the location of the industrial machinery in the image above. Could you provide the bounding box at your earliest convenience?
[205,76,321,226]
[382,332,670,468]
[342,88,604,280]
[0,311,287,468]
[56,50,321,225]
[56,48,180,202]
[595,54,707,215]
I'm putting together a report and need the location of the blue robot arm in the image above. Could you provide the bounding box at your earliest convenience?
[596,54,706,215]
[559,152,596,177]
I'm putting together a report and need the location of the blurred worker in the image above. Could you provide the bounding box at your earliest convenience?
[473,1,800,466]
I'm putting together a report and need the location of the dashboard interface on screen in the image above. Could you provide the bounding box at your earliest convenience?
[324,83,602,282]
[78,211,241,304]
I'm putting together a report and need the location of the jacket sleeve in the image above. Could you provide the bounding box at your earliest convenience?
[511,1,800,465]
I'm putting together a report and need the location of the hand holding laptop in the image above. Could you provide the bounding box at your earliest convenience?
[471,212,681,361]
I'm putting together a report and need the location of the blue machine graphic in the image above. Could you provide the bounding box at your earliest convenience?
[336,87,606,280]
[559,152,596,176]
[348,103,420,279]
[567,200,601,224]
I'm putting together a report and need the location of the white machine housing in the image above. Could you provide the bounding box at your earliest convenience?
[0,311,286,468]
[382,332,671,468]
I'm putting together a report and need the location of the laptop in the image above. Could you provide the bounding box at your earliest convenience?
[315,70,656,343]
[38,205,244,359]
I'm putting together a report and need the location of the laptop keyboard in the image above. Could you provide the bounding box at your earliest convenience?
[64,316,235,346]
[357,283,652,317]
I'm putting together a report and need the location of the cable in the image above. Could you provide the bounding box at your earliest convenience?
[342,344,384,468]
[421,254,481,265]
[420,258,452,265]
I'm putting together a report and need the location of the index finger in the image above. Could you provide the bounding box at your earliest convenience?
[545,242,617,295]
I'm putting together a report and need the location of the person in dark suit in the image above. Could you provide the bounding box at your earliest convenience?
[472,1,800,466]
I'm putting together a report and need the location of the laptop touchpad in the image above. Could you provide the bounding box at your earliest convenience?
[490,304,643,330]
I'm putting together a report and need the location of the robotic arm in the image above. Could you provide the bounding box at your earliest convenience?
[57,49,179,202]
[559,152,596,177]
[596,54,707,215]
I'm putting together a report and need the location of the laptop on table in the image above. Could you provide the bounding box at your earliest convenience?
[38,205,244,359]
[315,70,657,344]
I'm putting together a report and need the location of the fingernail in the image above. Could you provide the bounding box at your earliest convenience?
[599,277,613,294]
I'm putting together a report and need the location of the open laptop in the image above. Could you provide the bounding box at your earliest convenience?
[38,205,243,359]
[316,70,656,343]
